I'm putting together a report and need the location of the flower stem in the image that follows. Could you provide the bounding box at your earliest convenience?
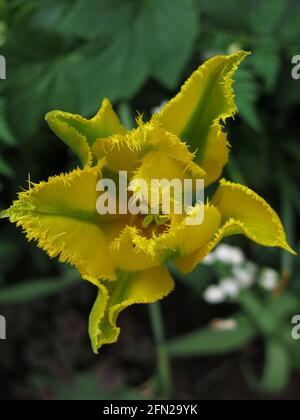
[148,302,172,399]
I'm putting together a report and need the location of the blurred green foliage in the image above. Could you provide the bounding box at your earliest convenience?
[0,0,300,400]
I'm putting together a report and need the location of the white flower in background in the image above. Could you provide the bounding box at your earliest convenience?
[151,100,168,115]
[203,244,245,266]
[219,278,240,298]
[203,286,226,304]
[213,244,245,265]
[202,252,217,265]
[232,265,256,288]
[243,262,258,275]
[202,245,279,305]
[203,278,240,304]
[259,268,279,291]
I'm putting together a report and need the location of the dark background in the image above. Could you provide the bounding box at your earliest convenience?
[0,0,300,400]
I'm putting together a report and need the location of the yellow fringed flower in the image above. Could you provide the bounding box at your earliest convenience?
[1,51,295,353]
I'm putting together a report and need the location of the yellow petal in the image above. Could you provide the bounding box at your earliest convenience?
[172,204,221,257]
[110,204,221,272]
[130,125,205,199]
[2,164,120,282]
[200,126,229,187]
[46,116,92,168]
[89,267,175,353]
[212,180,295,252]
[92,122,205,179]
[46,98,126,167]
[111,221,189,272]
[92,132,141,175]
[176,179,296,274]
[109,225,164,271]
[152,51,249,185]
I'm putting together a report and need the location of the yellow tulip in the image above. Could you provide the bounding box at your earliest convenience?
[1,51,295,353]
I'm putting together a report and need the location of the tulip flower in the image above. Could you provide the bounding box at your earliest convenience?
[1,51,294,353]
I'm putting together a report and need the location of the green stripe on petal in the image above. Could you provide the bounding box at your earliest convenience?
[212,179,296,253]
[176,180,296,274]
[1,163,121,282]
[46,113,92,168]
[89,267,175,353]
[46,98,126,167]
[152,51,249,185]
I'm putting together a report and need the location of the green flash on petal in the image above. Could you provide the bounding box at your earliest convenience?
[45,98,126,168]
[151,50,249,186]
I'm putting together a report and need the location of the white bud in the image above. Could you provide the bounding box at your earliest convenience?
[214,244,245,265]
[259,268,279,291]
[203,286,226,304]
[233,266,255,288]
[219,278,240,298]
[202,252,217,265]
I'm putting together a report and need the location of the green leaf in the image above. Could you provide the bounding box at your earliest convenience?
[268,293,300,321]
[167,316,256,357]
[0,268,80,303]
[276,322,300,367]
[199,0,249,31]
[279,4,300,43]
[250,39,280,92]
[6,0,199,136]
[0,153,14,177]
[275,62,300,108]
[238,290,277,335]
[241,339,291,394]
[59,0,135,40]
[0,99,16,146]
[47,0,199,88]
[249,0,286,36]
[141,0,199,88]
[28,0,73,30]
[235,67,262,131]
[6,54,84,137]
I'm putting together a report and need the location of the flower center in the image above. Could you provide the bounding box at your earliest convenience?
[130,213,170,239]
